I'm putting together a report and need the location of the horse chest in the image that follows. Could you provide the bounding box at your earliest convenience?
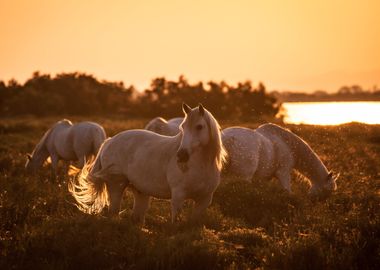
[183,171,219,198]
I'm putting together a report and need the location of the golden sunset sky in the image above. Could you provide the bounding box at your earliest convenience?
[1,0,379,92]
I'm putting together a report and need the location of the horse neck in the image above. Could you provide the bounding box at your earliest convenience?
[32,139,50,166]
[198,144,216,168]
[294,141,328,185]
[32,128,53,163]
[203,121,225,171]
[34,146,50,165]
[169,132,183,151]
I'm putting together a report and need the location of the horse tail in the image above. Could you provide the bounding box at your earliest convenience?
[68,149,109,214]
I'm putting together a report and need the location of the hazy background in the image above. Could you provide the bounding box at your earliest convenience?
[1,0,379,92]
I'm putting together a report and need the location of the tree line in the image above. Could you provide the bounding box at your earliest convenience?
[274,85,380,102]
[0,72,280,120]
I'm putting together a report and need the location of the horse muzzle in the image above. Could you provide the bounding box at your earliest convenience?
[177,148,189,163]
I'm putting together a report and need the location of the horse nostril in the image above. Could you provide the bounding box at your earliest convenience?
[177,149,189,163]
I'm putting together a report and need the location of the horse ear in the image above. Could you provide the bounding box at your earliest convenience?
[198,103,205,116]
[182,103,191,115]
[26,154,32,161]
[328,171,339,181]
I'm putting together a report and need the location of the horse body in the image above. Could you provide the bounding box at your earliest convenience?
[167,117,183,130]
[96,130,178,198]
[26,119,106,173]
[46,120,77,161]
[222,127,275,182]
[257,123,337,193]
[145,117,183,136]
[222,123,337,194]
[70,104,226,223]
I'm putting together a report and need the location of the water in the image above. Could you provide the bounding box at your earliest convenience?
[282,101,380,125]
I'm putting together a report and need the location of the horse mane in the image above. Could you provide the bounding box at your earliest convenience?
[202,108,227,170]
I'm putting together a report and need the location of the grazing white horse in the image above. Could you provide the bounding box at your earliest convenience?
[69,104,226,223]
[145,117,183,136]
[222,123,338,195]
[25,119,106,173]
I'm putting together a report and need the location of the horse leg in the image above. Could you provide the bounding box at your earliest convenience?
[77,155,86,169]
[275,168,292,193]
[73,145,87,168]
[171,191,185,223]
[50,153,59,178]
[244,155,258,183]
[192,193,213,221]
[131,190,151,224]
[106,175,127,217]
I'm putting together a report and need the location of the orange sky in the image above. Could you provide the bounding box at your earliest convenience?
[1,0,379,92]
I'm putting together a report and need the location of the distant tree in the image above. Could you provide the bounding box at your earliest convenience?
[0,72,281,119]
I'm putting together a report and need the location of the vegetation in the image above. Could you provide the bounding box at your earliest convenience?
[1,117,379,269]
[0,72,279,120]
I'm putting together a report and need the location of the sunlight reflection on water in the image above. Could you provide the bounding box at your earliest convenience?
[282,102,380,125]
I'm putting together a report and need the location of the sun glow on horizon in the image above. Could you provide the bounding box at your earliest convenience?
[283,102,380,125]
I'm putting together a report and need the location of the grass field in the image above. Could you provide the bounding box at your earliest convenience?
[0,116,379,269]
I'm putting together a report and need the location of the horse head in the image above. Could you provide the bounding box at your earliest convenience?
[25,153,38,173]
[177,103,226,170]
[25,144,49,173]
[324,171,339,192]
[310,171,339,197]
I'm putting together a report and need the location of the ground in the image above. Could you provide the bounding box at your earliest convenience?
[0,116,379,269]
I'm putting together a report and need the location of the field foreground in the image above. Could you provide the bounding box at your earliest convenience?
[0,116,379,269]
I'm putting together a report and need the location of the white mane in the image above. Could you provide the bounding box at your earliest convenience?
[202,108,227,170]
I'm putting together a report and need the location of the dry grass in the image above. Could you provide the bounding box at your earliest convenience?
[0,116,379,269]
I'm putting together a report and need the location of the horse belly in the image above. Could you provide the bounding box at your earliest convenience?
[55,139,76,160]
[254,143,276,181]
[124,161,172,199]
[223,136,256,180]
[105,130,178,199]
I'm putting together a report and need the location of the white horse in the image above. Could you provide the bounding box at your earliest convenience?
[25,119,107,174]
[145,117,183,136]
[222,123,338,195]
[69,104,226,223]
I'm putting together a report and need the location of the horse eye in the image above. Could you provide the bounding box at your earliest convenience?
[196,124,203,131]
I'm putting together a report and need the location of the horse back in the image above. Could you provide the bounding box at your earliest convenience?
[44,122,75,160]
[256,123,325,176]
[71,122,106,155]
[222,127,276,181]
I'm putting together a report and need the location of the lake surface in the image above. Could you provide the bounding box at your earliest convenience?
[282,101,380,125]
